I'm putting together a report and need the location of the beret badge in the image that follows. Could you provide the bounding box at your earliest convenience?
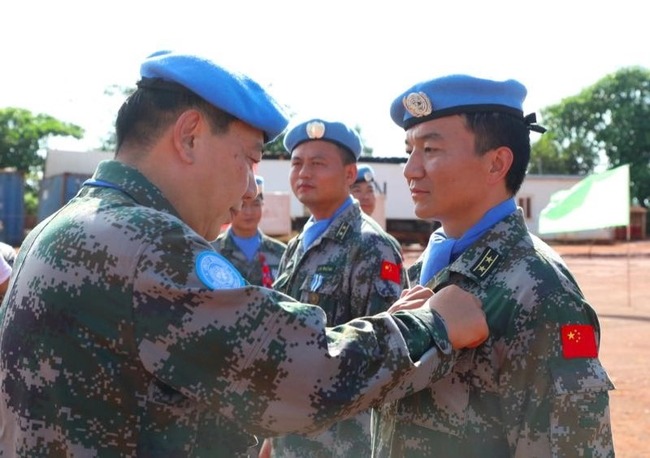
[403,92,433,118]
[363,171,372,182]
[306,121,326,139]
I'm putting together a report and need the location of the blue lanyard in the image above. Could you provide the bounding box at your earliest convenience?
[83,178,139,203]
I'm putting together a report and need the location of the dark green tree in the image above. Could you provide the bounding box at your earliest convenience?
[528,131,567,174]
[264,132,289,158]
[0,108,83,221]
[0,107,83,173]
[531,66,650,206]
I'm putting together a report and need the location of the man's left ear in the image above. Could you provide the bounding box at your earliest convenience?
[487,147,513,184]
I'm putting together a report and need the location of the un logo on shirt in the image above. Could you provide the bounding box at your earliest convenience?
[195,251,246,290]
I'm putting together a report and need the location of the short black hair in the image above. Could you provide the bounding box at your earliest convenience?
[462,111,531,195]
[115,78,237,153]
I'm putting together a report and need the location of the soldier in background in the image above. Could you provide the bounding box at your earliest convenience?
[372,73,614,457]
[269,119,409,457]
[212,175,286,287]
[350,164,379,216]
[0,50,488,457]
[351,164,403,255]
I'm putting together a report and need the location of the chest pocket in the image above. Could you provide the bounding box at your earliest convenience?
[298,273,345,325]
[395,350,475,437]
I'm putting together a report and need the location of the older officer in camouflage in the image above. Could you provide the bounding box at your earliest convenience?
[269,119,408,457]
[0,51,488,457]
[372,75,615,457]
[212,176,287,288]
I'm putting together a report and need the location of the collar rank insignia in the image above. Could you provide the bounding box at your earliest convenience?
[470,247,501,279]
[335,222,350,241]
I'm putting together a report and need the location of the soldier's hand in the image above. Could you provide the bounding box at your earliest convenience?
[427,284,488,349]
[388,285,434,313]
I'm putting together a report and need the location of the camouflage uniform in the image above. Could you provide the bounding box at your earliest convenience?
[212,228,287,287]
[212,230,287,457]
[0,160,459,457]
[372,209,615,457]
[271,201,408,457]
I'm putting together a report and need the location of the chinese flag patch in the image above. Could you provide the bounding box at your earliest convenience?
[380,260,401,284]
[561,324,598,358]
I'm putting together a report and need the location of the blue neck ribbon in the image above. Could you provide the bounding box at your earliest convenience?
[301,197,353,250]
[419,198,516,285]
[231,231,261,262]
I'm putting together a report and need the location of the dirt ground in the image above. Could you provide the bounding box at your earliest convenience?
[402,240,650,458]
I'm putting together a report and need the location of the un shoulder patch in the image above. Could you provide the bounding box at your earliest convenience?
[470,247,501,279]
[195,251,245,290]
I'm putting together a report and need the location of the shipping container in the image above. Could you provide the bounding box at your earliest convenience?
[0,171,25,246]
[37,173,91,223]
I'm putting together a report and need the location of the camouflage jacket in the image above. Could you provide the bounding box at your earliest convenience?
[271,202,408,457]
[211,229,287,287]
[0,160,457,458]
[372,209,615,457]
[274,201,408,324]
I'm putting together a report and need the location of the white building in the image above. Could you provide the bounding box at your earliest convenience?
[518,174,615,241]
[41,150,633,242]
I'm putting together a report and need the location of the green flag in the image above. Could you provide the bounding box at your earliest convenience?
[538,164,630,234]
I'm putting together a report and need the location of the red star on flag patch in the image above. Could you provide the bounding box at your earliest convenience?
[561,324,598,358]
[380,260,401,284]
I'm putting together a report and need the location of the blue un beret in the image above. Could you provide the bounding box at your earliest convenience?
[140,50,289,142]
[355,164,376,183]
[390,74,529,130]
[283,118,363,161]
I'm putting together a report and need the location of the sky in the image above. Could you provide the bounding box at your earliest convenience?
[1,0,647,158]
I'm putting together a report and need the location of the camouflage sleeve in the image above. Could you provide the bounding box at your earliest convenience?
[392,307,451,361]
[133,232,457,437]
[498,288,614,456]
[349,235,407,318]
[407,257,423,286]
